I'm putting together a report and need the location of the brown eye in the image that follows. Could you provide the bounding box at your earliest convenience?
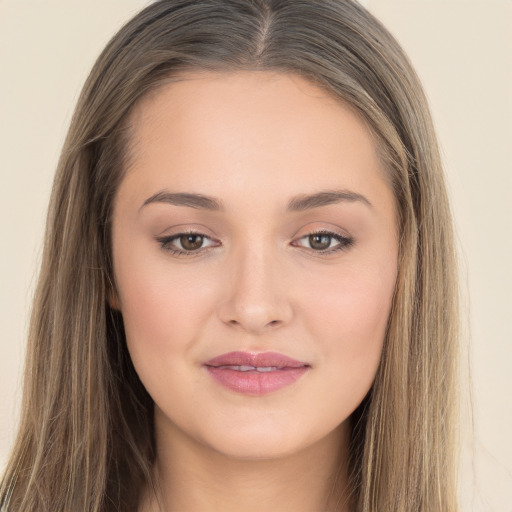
[293,230,354,254]
[309,234,332,250]
[179,234,204,251]
[157,231,218,255]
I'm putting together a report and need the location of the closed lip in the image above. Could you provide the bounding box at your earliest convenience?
[204,351,310,369]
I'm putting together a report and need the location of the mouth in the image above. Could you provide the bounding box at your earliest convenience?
[204,351,311,395]
[210,365,295,372]
[204,350,310,369]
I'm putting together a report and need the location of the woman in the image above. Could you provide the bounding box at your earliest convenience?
[0,1,460,511]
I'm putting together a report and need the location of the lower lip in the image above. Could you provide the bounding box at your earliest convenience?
[205,366,309,395]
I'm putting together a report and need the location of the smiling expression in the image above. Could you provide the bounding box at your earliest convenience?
[111,70,399,460]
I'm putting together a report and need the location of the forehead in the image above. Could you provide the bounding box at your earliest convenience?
[119,70,390,211]
[128,69,374,153]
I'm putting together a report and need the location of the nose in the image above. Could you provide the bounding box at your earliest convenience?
[216,246,293,334]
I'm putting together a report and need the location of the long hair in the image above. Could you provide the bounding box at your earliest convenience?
[0,1,459,510]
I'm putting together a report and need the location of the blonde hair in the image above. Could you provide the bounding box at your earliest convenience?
[1,1,459,510]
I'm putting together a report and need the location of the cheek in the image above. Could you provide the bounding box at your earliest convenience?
[113,248,215,373]
[304,255,395,340]
[301,257,396,411]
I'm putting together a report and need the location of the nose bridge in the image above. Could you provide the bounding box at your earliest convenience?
[217,239,293,333]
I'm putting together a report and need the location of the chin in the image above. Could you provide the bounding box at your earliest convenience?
[210,438,302,461]
[198,421,326,462]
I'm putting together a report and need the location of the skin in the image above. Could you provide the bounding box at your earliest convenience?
[111,70,399,512]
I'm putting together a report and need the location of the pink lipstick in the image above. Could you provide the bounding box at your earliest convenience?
[204,351,310,395]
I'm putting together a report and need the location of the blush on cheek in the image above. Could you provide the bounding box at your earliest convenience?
[311,269,393,367]
[117,258,214,371]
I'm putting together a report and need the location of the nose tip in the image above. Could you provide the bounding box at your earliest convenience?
[220,297,292,334]
[216,256,293,334]
[226,316,285,333]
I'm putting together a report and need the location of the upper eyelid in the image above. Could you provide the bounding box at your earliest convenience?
[292,231,352,248]
[160,228,347,240]
[162,231,219,246]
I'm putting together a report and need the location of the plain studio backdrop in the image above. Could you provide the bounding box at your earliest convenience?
[0,1,511,510]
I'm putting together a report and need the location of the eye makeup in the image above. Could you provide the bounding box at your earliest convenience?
[155,228,354,258]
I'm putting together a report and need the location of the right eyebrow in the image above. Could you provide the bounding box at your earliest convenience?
[140,191,224,212]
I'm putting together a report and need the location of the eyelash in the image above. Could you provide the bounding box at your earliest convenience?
[156,229,354,258]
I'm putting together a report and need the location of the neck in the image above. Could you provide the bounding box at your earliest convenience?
[140,415,353,512]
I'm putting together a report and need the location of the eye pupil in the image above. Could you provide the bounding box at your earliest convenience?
[180,234,204,250]
[309,234,331,250]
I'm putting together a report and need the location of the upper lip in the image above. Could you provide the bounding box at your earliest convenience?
[204,351,310,368]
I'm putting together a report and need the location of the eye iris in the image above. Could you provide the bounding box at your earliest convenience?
[180,234,204,251]
[309,234,331,250]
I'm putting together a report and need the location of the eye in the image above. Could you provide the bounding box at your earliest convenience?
[293,230,354,253]
[156,231,219,255]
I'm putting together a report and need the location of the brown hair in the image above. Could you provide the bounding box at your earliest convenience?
[1,1,459,510]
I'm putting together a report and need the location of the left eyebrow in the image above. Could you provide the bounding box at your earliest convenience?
[286,190,372,211]
[139,188,372,213]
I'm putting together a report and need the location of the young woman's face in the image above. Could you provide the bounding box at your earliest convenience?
[111,71,398,460]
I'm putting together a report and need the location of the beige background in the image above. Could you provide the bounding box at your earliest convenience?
[1,1,511,510]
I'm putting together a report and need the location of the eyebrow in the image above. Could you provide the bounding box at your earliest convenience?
[141,191,223,211]
[140,189,372,212]
[286,190,372,211]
